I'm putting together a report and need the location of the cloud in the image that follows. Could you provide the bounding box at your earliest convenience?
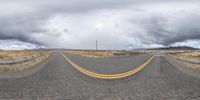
[172,40,200,48]
[0,0,200,49]
[139,11,200,45]
[0,15,47,45]
[0,40,44,50]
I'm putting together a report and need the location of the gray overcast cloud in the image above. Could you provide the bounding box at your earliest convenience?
[0,0,200,50]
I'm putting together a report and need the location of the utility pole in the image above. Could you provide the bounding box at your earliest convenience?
[96,40,98,51]
[148,40,151,49]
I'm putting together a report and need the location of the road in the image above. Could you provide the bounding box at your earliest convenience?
[0,51,200,100]
[65,53,153,74]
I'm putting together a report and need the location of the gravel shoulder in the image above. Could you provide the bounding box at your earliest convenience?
[0,53,53,79]
[165,55,200,79]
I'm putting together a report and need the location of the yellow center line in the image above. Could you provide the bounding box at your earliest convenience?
[62,53,155,79]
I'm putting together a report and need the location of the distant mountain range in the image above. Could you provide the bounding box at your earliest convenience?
[149,46,199,50]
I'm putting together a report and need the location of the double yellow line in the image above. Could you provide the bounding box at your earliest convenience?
[62,54,155,79]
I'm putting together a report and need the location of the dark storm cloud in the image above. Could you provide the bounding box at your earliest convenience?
[140,13,200,46]
[0,15,47,45]
[0,0,136,46]
[0,0,200,49]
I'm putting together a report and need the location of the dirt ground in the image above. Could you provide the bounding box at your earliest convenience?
[0,50,49,60]
[168,50,200,71]
[169,50,200,61]
[0,50,52,72]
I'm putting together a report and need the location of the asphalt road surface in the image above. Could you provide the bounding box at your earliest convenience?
[64,53,153,74]
[0,51,200,100]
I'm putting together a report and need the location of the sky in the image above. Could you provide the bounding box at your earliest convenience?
[0,0,200,50]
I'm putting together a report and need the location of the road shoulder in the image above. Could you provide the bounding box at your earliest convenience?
[164,55,200,79]
[0,53,54,79]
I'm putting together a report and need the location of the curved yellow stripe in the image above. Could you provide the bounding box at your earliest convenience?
[62,54,155,79]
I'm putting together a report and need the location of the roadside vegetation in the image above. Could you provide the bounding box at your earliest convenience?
[0,50,52,72]
[168,50,200,71]
[65,50,147,58]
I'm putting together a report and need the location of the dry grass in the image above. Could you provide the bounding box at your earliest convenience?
[66,50,146,58]
[0,50,51,72]
[0,50,49,60]
[65,50,120,57]
[169,51,200,61]
[168,50,200,71]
